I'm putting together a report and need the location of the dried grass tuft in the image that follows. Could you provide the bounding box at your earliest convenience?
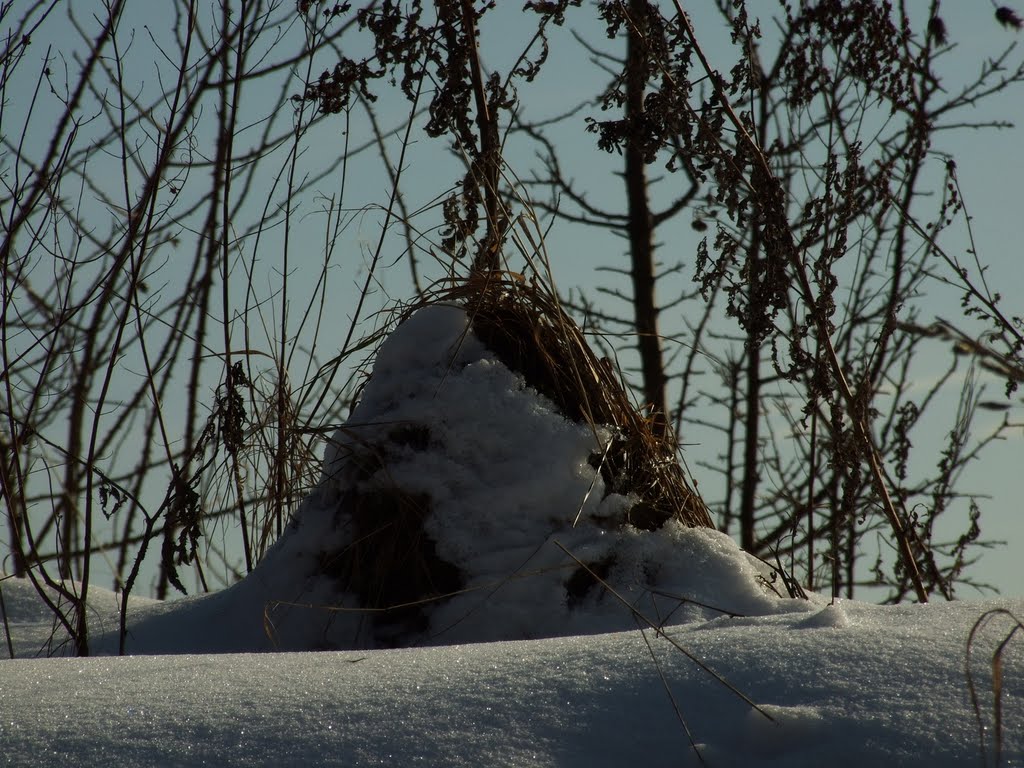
[402,270,714,531]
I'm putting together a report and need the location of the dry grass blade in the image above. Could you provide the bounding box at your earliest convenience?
[635,619,706,765]
[554,540,773,722]
[0,579,15,659]
[965,607,1024,767]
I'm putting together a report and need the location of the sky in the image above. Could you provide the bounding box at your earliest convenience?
[2,1,1023,599]
[0,297,1022,765]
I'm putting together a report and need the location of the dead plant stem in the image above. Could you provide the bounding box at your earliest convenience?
[669,0,928,602]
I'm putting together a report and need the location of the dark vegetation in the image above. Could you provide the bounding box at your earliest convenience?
[2,0,1023,655]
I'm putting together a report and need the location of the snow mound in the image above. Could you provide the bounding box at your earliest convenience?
[77,303,802,654]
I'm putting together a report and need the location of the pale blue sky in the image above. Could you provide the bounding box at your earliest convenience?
[5,1,1023,598]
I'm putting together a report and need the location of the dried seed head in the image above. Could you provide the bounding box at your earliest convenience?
[995,6,1024,29]
[927,15,948,45]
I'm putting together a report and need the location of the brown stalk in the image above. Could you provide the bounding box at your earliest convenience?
[621,0,668,435]
[460,0,502,273]
[966,608,1024,766]
[668,0,928,602]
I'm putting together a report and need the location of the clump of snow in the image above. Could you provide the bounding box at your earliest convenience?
[793,602,851,630]
[288,303,799,648]
[74,302,798,653]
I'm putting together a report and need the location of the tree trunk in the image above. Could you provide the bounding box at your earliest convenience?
[624,0,667,435]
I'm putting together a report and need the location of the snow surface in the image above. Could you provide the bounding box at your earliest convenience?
[1,303,1023,765]
[1,578,1022,767]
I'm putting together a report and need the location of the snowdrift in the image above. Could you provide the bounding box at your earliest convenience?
[1,576,1022,766]
[89,299,794,654]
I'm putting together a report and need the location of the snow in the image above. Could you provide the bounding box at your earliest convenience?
[1,302,1023,766]
[2,584,1022,766]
